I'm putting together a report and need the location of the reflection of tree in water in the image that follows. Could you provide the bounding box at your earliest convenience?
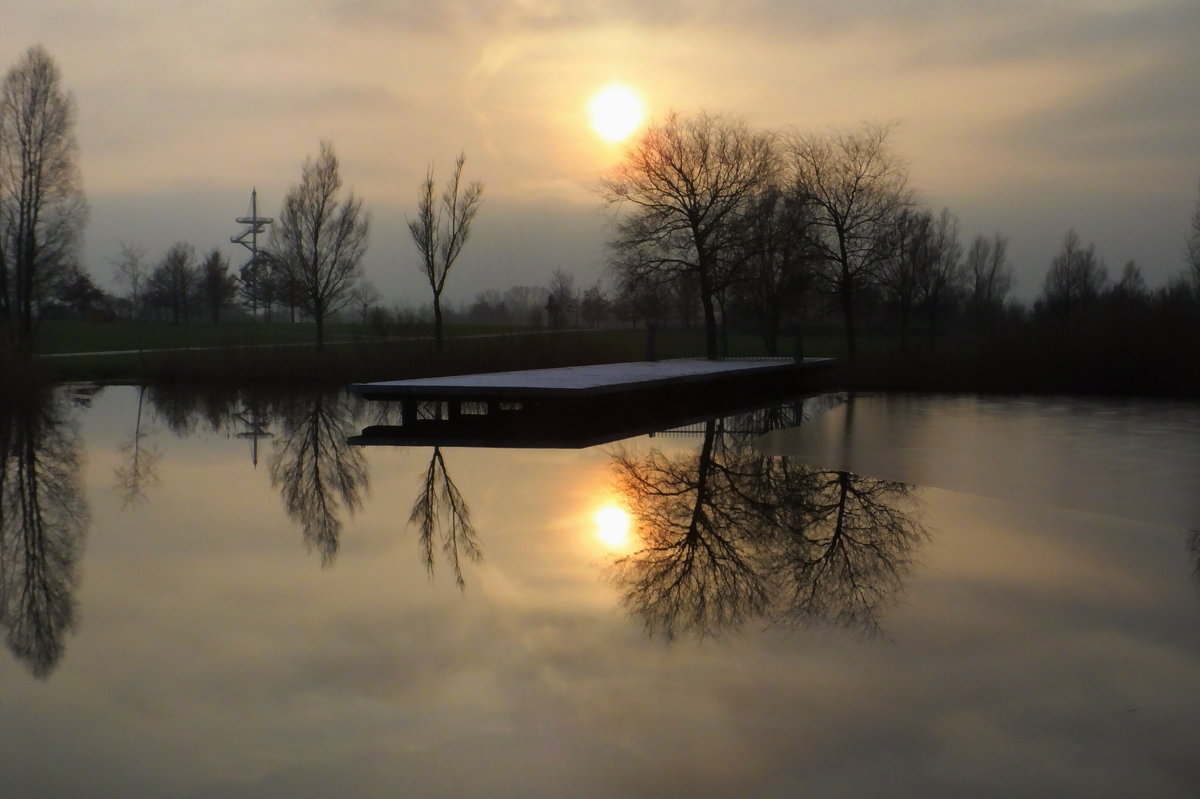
[112,385,161,507]
[0,381,88,678]
[268,394,369,566]
[610,412,923,640]
[142,385,375,566]
[611,418,771,638]
[764,467,922,634]
[1189,530,1200,586]
[409,446,481,589]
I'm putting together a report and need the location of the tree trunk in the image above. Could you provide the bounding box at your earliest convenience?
[701,292,719,359]
[841,275,857,362]
[433,295,444,351]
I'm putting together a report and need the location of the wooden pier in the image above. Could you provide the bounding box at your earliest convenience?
[348,357,832,448]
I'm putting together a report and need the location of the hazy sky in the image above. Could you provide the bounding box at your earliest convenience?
[6,0,1199,305]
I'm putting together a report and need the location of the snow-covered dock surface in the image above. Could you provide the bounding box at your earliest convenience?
[349,357,831,399]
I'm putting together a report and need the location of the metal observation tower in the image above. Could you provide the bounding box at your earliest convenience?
[231,189,273,317]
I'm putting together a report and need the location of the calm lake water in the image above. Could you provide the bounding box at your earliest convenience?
[2,384,1199,798]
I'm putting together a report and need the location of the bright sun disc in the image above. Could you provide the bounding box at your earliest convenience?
[594,505,632,550]
[588,85,645,143]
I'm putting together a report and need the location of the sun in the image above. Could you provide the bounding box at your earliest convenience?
[588,84,646,144]
[593,504,633,551]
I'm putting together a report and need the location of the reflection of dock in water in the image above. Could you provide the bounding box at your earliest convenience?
[347,358,832,448]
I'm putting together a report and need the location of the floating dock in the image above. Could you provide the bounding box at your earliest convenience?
[349,357,829,401]
[348,357,832,448]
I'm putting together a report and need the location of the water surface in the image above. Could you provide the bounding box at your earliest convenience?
[2,385,1198,798]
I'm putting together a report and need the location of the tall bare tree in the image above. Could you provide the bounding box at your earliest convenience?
[786,122,910,359]
[146,241,197,324]
[880,208,934,351]
[737,186,819,355]
[270,141,369,351]
[407,153,483,350]
[917,207,964,346]
[1039,229,1107,319]
[965,232,1014,334]
[111,240,148,321]
[1186,180,1200,288]
[0,45,87,342]
[603,112,777,358]
[545,266,577,329]
[198,248,235,323]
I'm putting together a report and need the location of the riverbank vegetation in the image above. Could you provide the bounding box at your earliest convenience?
[19,306,1199,397]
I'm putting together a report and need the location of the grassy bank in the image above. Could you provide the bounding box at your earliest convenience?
[22,319,1200,397]
[36,326,644,384]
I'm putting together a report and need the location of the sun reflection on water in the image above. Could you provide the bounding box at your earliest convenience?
[593,503,634,553]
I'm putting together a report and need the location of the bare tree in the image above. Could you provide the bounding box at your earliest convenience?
[918,207,964,346]
[545,267,577,329]
[965,232,1014,334]
[1186,180,1200,288]
[879,208,934,351]
[111,240,148,321]
[351,280,381,326]
[736,186,819,355]
[198,248,235,323]
[501,285,547,327]
[786,122,910,359]
[146,242,197,324]
[407,153,483,350]
[0,46,87,341]
[579,281,610,328]
[270,141,370,350]
[602,111,777,359]
[1039,229,1107,319]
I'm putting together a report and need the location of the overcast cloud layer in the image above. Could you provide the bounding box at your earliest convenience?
[6,0,1199,304]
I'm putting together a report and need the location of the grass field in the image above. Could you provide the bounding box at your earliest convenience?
[36,319,406,354]
[20,318,1200,397]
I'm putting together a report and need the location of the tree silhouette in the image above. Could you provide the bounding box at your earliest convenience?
[269,393,368,565]
[0,46,87,342]
[603,111,777,359]
[609,409,924,639]
[609,418,773,639]
[407,152,483,350]
[408,446,481,589]
[112,385,161,508]
[1188,529,1200,588]
[0,380,88,678]
[269,141,370,350]
[762,467,923,634]
[785,122,910,360]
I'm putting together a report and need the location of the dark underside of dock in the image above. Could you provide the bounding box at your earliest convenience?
[348,358,832,448]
